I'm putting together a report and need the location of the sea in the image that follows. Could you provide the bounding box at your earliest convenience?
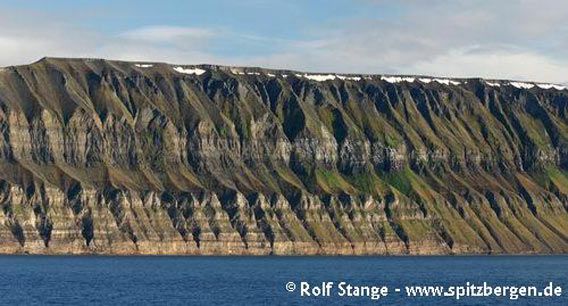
[0,255,565,305]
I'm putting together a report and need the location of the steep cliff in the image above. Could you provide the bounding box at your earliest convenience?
[0,57,566,255]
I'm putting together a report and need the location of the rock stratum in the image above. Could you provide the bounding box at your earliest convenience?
[0,57,567,255]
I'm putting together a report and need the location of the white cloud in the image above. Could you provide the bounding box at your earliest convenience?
[0,1,566,83]
[96,26,221,65]
[0,12,221,67]
[119,26,214,43]
[240,0,568,83]
[411,49,568,82]
[93,42,220,66]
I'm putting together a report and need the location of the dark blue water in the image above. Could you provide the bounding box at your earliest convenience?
[0,256,565,305]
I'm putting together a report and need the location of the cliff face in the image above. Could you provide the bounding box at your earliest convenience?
[0,57,567,255]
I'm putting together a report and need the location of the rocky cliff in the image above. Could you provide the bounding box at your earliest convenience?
[0,57,566,255]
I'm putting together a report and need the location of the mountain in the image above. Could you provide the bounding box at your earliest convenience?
[0,57,566,255]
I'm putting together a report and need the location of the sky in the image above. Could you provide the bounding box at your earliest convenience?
[0,0,566,83]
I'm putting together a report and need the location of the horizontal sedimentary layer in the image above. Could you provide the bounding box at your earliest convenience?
[1,184,565,255]
[0,57,567,255]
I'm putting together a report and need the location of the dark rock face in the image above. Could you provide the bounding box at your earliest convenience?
[0,57,566,255]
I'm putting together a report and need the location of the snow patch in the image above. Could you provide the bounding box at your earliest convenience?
[232,70,271,77]
[509,82,534,89]
[536,83,566,90]
[135,64,153,68]
[536,84,554,89]
[381,76,415,83]
[173,66,206,75]
[296,74,337,81]
[485,81,501,87]
[433,79,461,85]
[267,73,276,77]
[337,75,362,81]
[485,80,566,90]
[419,78,433,83]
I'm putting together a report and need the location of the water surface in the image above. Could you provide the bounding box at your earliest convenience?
[0,255,565,305]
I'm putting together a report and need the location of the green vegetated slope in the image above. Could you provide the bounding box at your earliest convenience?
[0,57,566,255]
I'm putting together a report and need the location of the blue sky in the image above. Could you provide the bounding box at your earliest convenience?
[0,0,566,82]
